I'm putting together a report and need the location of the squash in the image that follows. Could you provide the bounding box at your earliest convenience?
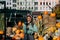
[50,13,56,17]
[20,30,24,33]
[19,33,24,39]
[0,30,4,34]
[38,35,44,40]
[47,27,56,32]
[53,36,57,40]
[12,27,17,32]
[37,15,42,20]
[13,34,20,40]
[44,11,48,15]
[14,29,24,39]
[15,30,20,34]
[56,36,60,40]
[56,22,60,28]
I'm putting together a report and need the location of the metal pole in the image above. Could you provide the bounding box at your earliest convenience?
[25,0,27,10]
[47,5,53,13]
[4,1,6,40]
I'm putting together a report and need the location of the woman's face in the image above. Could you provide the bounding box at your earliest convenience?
[18,21,22,26]
[27,17,31,23]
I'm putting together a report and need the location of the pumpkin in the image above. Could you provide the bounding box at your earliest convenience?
[53,36,57,40]
[50,13,56,17]
[38,35,44,40]
[0,30,4,34]
[47,27,56,32]
[15,30,20,34]
[19,33,24,39]
[44,11,48,15]
[12,27,17,32]
[13,34,20,40]
[20,30,24,33]
[56,36,60,40]
[37,15,42,20]
[55,30,58,33]
[56,22,60,28]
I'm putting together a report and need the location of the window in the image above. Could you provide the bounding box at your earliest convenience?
[20,2,23,5]
[49,2,51,5]
[55,2,56,4]
[20,7,22,10]
[46,2,48,5]
[46,7,48,10]
[13,4,16,7]
[43,7,45,10]
[7,2,11,5]
[10,7,11,9]
[31,7,33,9]
[17,2,19,5]
[40,7,42,10]
[43,2,45,5]
[23,2,24,5]
[29,7,30,9]
[34,7,38,10]
[13,0,16,3]
[6,7,8,9]
[49,8,51,10]
[27,2,30,5]
[10,3,11,5]
[40,2,42,5]
[23,7,24,9]
[34,2,38,5]
[7,3,8,5]
[29,2,30,5]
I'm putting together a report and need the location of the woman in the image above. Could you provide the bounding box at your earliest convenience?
[23,14,38,40]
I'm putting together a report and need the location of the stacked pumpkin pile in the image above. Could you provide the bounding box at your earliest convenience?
[12,29,24,40]
[43,11,49,27]
[49,13,56,27]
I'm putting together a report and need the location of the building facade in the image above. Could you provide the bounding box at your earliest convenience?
[0,0,59,12]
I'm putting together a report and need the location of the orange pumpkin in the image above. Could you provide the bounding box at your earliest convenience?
[53,36,57,40]
[37,15,42,20]
[47,27,56,32]
[56,22,60,28]
[12,36,16,40]
[12,27,17,32]
[13,34,20,40]
[38,35,44,40]
[19,33,24,39]
[20,30,24,33]
[15,30,20,34]
[50,13,56,17]
[56,36,60,40]
[44,11,48,15]
[0,30,4,34]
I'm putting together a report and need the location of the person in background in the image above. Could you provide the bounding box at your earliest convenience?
[23,14,38,40]
[6,27,12,40]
